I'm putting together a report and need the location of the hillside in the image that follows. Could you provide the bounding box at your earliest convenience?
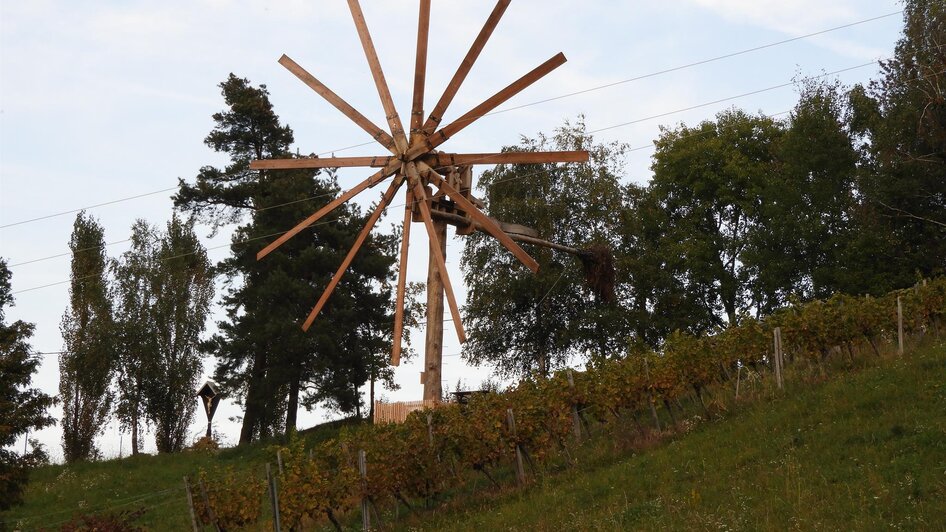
[403,340,946,531]
[3,339,944,530]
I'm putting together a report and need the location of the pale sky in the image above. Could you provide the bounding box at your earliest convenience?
[0,0,904,462]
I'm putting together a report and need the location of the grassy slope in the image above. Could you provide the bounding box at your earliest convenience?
[404,341,946,531]
[0,418,360,530]
[3,343,945,530]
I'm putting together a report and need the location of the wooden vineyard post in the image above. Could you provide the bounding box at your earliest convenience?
[643,358,661,432]
[198,478,221,532]
[423,219,448,402]
[773,327,783,390]
[277,449,284,475]
[507,408,526,485]
[734,364,741,400]
[427,412,434,447]
[266,463,282,532]
[897,296,904,356]
[183,476,199,532]
[567,369,582,443]
[359,449,370,531]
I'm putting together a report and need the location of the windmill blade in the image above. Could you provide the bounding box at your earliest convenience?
[251,150,590,171]
[257,163,398,260]
[419,162,539,273]
[407,163,467,343]
[251,155,395,170]
[422,0,511,135]
[408,53,568,159]
[347,0,409,152]
[278,54,397,154]
[302,175,405,331]
[422,150,590,167]
[410,0,431,144]
[391,185,414,366]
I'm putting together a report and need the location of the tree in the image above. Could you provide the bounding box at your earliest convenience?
[461,119,626,377]
[112,220,157,456]
[847,0,946,290]
[60,212,115,462]
[176,75,401,442]
[647,109,782,329]
[143,214,214,452]
[0,258,56,511]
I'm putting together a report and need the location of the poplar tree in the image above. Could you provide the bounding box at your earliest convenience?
[60,212,115,462]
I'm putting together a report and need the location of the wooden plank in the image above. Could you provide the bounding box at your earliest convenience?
[250,155,395,170]
[422,150,589,167]
[347,0,409,152]
[251,151,590,171]
[256,165,397,260]
[391,185,414,366]
[420,163,539,272]
[410,0,431,143]
[409,53,568,159]
[278,54,397,154]
[423,213,447,402]
[301,176,404,331]
[422,0,511,135]
[408,163,466,344]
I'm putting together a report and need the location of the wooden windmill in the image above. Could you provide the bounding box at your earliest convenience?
[251,0,589,402]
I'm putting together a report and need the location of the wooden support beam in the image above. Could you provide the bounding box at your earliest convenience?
[250,155,395,170]
[256,165,397,260]
[424,150,589,167]
[422,0,511,135]
[302,176,404,331]
[347,0,409,152]
[408,163,466,344]
[391,185,414,366]
[410,0,431,143]
[420,163,539,272]
[408,53,568,159]
[250,151,589,171]
[278,54,397,154]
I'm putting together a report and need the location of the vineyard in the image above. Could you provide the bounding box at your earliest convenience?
[179,278,946,531]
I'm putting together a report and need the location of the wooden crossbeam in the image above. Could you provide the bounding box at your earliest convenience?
[250,150,590,170]
[278,55,397,154]
[419,162,539,273]
[410,0,431,143]
[348,0,409,153]
[408,53,568,159]
[422,0,511,135]
[302,175,404,331]
[256,164,398,260]
[391,184,414,366]
[408,163,467,343]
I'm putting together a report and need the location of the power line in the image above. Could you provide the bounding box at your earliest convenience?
[487,10,902,117]
[0,10,899,230]
[4,56,889,272]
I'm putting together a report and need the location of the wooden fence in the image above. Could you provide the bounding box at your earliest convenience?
[373,400,438,424]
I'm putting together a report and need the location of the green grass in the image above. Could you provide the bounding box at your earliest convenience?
[399,341,946,531]
[0,417,361,530]
[4,342,946,531]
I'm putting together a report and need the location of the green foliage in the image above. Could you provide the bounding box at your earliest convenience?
[0,259,56,512]
[60,212,116,463]
[461,118,627,376]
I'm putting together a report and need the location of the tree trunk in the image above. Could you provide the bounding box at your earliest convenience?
[240,351,269,444]
[131,409,140,456]
[369,369,376,422]
[285,375,299,436]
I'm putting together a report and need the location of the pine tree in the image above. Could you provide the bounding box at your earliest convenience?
[0,258,56,511]
[59,212,115,462]
[176,75,400,442]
